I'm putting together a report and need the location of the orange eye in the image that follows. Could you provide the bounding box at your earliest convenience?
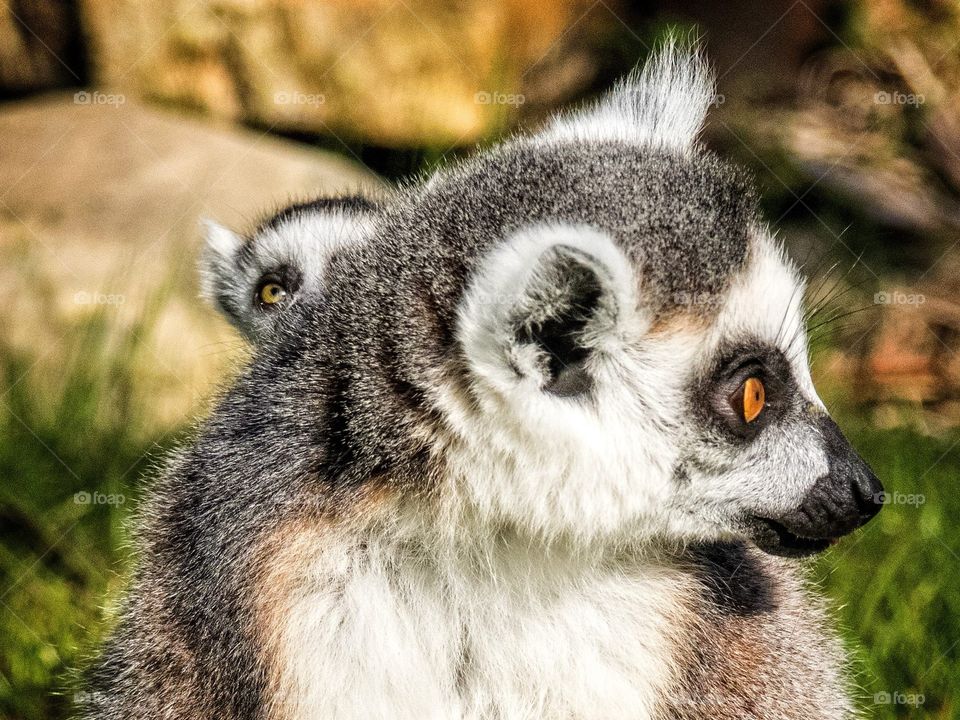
[742,377,765,423]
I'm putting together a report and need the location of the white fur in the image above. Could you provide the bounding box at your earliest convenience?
[444,222,828,546]
[269,528,693,720]
[200,209,376,339]
[540,38,714,153]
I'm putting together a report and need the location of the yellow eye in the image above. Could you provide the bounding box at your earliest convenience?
[258,281,286,306]
[743,377,765,423]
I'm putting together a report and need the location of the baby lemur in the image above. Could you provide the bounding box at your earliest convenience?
[83,43,883,720]
[200,195,380,341]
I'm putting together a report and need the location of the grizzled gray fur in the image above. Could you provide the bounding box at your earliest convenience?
[81,43,882,720]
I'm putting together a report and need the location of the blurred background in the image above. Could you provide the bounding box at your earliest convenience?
[0,0,958,717]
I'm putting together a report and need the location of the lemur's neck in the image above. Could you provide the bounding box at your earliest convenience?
[256,511,698,720]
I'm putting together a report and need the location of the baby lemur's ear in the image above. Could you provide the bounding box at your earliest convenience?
[198,219,247,326]
[199,218,242,292]
[458,225,641,397]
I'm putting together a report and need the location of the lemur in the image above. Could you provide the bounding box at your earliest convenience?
[200,196,380,341]
[83,43,884,720]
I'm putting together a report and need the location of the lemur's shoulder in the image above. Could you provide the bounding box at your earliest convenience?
[665,544,852,719]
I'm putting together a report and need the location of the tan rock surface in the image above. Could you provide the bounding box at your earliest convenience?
[78,0,606,147]
[0,93,380,433]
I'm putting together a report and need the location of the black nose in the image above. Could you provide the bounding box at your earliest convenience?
[778,416,884,540]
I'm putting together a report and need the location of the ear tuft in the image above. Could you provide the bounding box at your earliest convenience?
[198,218,243,302]
[540,35,714,152]
[459,225,639,397]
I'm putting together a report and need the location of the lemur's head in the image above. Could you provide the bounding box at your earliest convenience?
[200,196,379,341]
[249,43,882,557]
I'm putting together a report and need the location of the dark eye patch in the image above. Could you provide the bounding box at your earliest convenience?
[693,343,799,443]
[253,265,303,312]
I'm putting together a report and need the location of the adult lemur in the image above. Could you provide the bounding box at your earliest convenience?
[84,43,883,720]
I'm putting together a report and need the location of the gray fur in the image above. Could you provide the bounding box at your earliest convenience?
[200,195,381,341]
[81,44,876,720]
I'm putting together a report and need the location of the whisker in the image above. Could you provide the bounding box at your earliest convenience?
[804,260,853,318]
[806,275,875,329]
[803,258,846,320]
[807,305,876,335]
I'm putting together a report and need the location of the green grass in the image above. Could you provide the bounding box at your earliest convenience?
[0,308,956,719]
[815,420,959,718]
[0,304,180,719]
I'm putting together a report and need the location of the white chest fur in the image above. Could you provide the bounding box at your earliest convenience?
[262,534,694,720]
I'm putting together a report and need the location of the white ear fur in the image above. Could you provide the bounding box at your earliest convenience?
[458,224,641,394]
[540,37,714,153]
[198,218,243,302]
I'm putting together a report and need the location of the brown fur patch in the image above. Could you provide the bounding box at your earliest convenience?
[250,481,400,719]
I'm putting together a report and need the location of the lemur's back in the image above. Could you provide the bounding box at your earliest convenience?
[83,43,878,720]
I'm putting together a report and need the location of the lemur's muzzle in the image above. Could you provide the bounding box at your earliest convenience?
[750,417,884,558]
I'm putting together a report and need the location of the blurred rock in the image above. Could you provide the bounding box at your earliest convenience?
[863,253,960,403]
[78,0,613,147]
[0,93,379,431]
[0,1,87,92]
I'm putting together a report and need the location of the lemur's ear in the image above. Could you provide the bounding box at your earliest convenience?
[198,219,243,303]
[459,225,639,397]
[538,37,713,153]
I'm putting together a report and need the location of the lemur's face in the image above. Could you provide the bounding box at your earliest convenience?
[451,219,881,556]
[200,198,378,341]
[436,48,882,554]
[671,240,883,557]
